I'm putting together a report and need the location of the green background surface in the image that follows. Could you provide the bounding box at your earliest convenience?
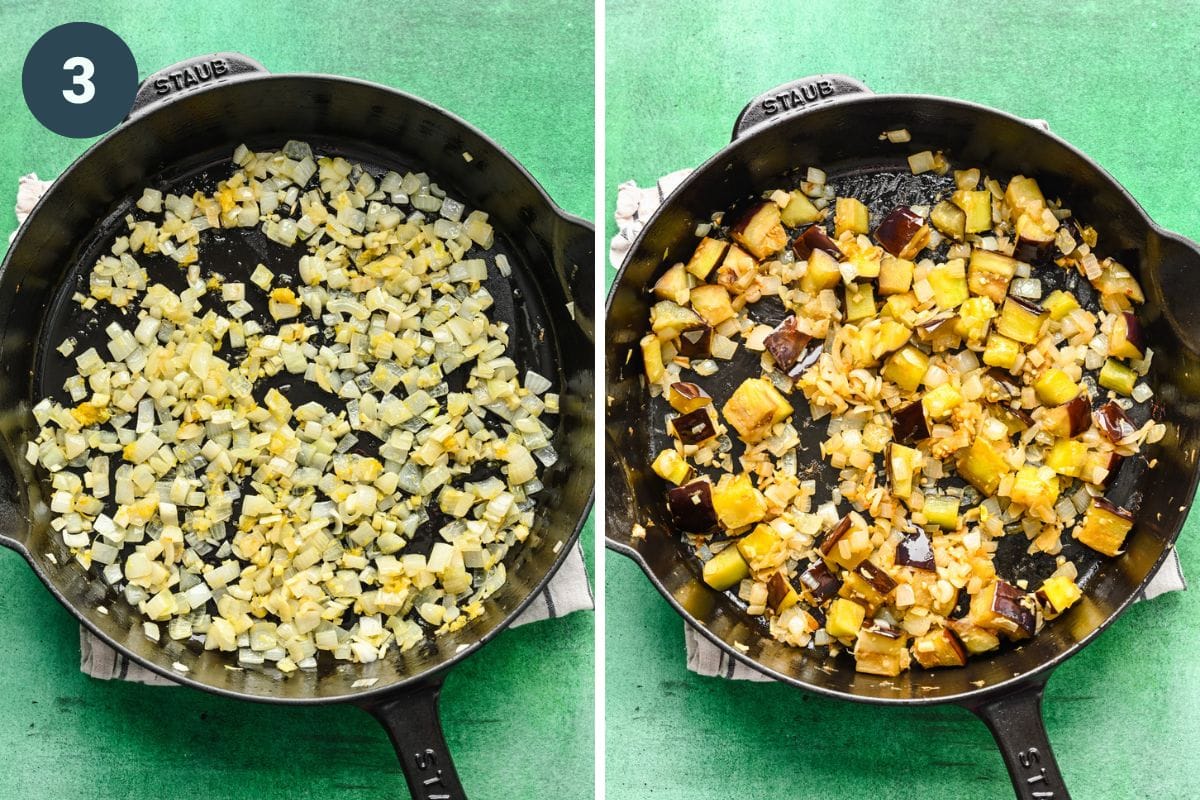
[0,2,594,799]
[606,1,1200,799]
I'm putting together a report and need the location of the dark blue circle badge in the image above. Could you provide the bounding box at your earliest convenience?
[22,23,138,138]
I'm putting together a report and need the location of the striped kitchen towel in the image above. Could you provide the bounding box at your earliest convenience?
[12,174,593,687]
[611,168,1187,682]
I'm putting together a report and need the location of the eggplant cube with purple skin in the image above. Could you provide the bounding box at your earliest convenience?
[711,473,767,531]
[722,377,793,443]
[667,382,711,414]
[969,579,1036,640]
[685,236,729,280]
[911,628,967,669]
[667,480,718,533]
[854,625,910,677]
[763,316,813,373]
[791,224,842,261]
[799,560,842,601]
[669,407,717,445]
[1073,497,1134,556]
[895,530,936,571]
[874,207,930,260]
[767,571,800,612]
[716,244,759,294]
[731,201,788,260]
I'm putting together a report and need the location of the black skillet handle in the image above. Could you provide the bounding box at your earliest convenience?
[127,52,268,120]
[362,677,468,799]
[731,74,873,141]
[964,675,1071,800]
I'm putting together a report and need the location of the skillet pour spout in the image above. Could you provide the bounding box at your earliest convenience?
[605,74,1200,800]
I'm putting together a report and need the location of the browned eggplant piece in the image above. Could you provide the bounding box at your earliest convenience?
[1043,395,1092,439]
[653,262,691,304]
[670,408,717,445]
[892,400,931,444]
[1095,400,1137,442]
[874,207,927,257]
[766,571,800,612]
[1074,496,1135,556]
[787,341,824,378]
[763,315,813,372]
[798,560,842,601]
[995,295,1047,344]
[856,561,897,595]
[818,514,854,557]
[895,530,935,571]
[911,628,968,669]
[970,579,1036,639]
[667,480,717,532]
[730,201,788,260]
[1108,312,1146,360]
[1013,214,1056,262]
[667,382,711,414]
[791,224,842,260]
[677,326,713,358]
[839,572,886,614]
[1100,452,1124,486]
[994,403,1035,435]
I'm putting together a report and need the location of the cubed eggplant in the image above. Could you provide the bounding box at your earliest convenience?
[881,345,930,392]
[834,197,870,237]
[957,437,1008,495]
[685,237,729,279]
[967,249,1018,304]
[929,200,966,240]
[670,408,717,445]
[763,315,813,372]
[892,401,931,444]
[722,377,793,443]
[845,282,877,321]
[1042,395,1091,439]
[1034,368,1081,406]
[896,530,936,571]
[1108,312,1146,360]
[1073,497,1134,556]
[737,523,781,565]
[1043,289,1080,321]
[1013,214,1056,262]
[911,628,968,669]
[677,326,713,358]
[982,332,1022,370]
[928,258,969,309]
[1036,575,1082,618]
[799,560,842,601]
[970,580,1036,639]
[856,561,897,595]
[878,255,915,295]
[1009,465,1060,510]
[1099,358,1137,396]
[668,382,712,414]
[995,296,1047,344]
[1004,176,1047,222]
[767,571,800,612]
[923,496,960,530]
[651,449,693,485]
[641,335,665,383]
[689,283,735,327]
[716,245,759,294]
[667,480,717,532]
[799,247,843,294]
[702,547,750,590]
[952,189,993,233]
[1095,400,1137,443]
[839,571,886,614]
[948,620,1001,655]
[650,300,705,340]
[791,224,841,260]
[653,262,692,304]
[1044,439,1089,478]
[874,207,928,258]
[780,190,823,227]
[818,514,854,557]
[825,597,867,640]
[854,626,911,677]
[711,473,768,530]
[887,442,923,499]
[730,201,788,259]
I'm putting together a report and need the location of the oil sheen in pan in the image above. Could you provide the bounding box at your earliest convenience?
[649,163,1151,645]
[33,143,565,652]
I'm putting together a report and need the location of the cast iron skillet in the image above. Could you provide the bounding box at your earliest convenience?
[606,74,1200,800]
[0,53,594,799]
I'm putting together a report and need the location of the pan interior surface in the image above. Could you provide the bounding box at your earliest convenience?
[606,95,1200,703]
[1,76,594,702]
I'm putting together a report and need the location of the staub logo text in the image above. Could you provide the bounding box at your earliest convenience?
[413,748,454,800]
[152,58,229,95]
[759,78,835,115]
[1018,747,1056,798]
